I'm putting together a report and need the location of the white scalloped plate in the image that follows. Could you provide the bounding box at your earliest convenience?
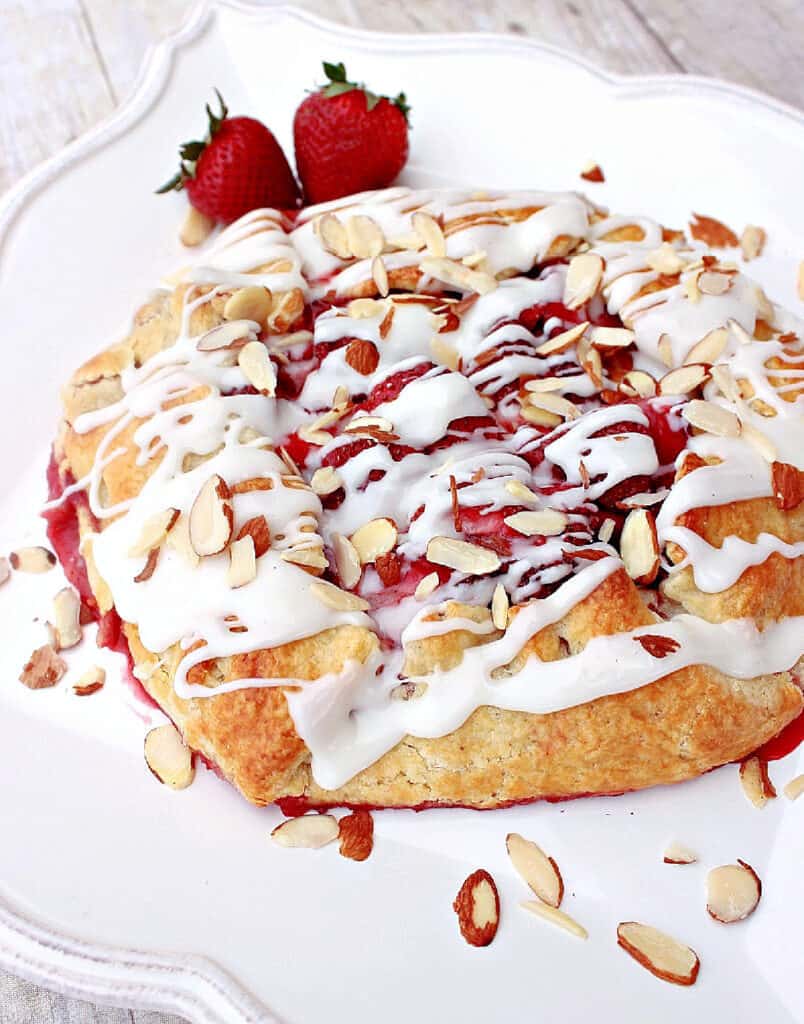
[1,3,803,1022]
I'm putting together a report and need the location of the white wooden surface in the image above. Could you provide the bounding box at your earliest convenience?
[1,0,802,1020]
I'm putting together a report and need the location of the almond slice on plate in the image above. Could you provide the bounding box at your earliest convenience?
[73,666,106,696]
[228,535,256,589]
[617,922,699,986]
[504,509,568,537]
[19,644,67,689]
[619,508,659,585]
[783,774,804,800]
[663,841,698,865]
[426,537,500,575]
[271,814,340,849]
[179,206,214,247]
[564,252,603,309]
[350,518,397,565]
[506,833,564,907]
[453,869,500,947]
[658,364,709,396]
[52,587,82,650]
[338,809,374,861]
[681,399,741,438]
[238,341,277,396]
[521,900,588,939]
[706,861,762,923]
[128,508,180,558]
[580,161,605,183]
[189,475,234,556]
[739,225,766,261]
[739,756,777,809]
[223,285,273,324]
[10,546,56,573]
[144,724,194,790]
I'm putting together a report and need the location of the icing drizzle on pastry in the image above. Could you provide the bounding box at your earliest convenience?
[61,188,803,790]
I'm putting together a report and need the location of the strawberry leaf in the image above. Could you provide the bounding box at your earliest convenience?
[323,61,348,84]
[154,171,184,195]
[394,92,411,122]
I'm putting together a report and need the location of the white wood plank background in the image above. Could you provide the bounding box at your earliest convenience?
[0,0,801,1020]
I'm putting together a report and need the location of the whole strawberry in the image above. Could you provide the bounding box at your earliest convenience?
[293,62,410,204]
[157,90,299,222]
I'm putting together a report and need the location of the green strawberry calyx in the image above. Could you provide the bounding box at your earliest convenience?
[320,61,410,121]
[156,89,229,194]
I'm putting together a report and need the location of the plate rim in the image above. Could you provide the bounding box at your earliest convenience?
[1,1,803,1018]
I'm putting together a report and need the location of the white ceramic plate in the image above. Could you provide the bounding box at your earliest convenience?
[1,3,803,1022]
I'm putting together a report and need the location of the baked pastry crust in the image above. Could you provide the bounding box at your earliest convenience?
[50,190,804,809]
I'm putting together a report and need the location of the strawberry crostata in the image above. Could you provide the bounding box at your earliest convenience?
[48,187,804,811]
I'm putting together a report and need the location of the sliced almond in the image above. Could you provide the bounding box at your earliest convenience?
[580,161,604,183]
[659,364,709,396]
[534,320,589,358]
[657,334,674,368]
[710,363,739,402]
[179,206,215,247]
[19,644,67,689]
[564,252,603,309]
[189,475,234,556]
[143,724,194,790]
[345,338,380,375]
[238,341,277,396]
[663,841,698,865]
[332,533,362,589]
[521,404,562,428]
[267,288,305,334]
[684,327,728,365]
[491,584,509,631]
[620,508,659,585]
[506,833,564,907]
[9,546,56,573]
[620,370,657,398]
[684,272,702,304]
[228,535,256,588]
[426,537,501,575]
[344,414,395,435]
[347,297,388,319]
[740,225,766,262]
[689,212,738,248]
[617,922,699,986]
[271,814,340,849]
[309,580,369,612]
[386,231,425,252]
[164,513,200,568]
[504,509,567,537]
[706,861,762,923]
[646,243,687,275]
[453,869,500,947]
[338,809,374,861]
[525,393,580,421]
[280,546,329,573]
[698,270,732,296]
[430,334,460,370]
[588,326,635,350]
[73,665,106,696]
[420,257,497,295]
[310,466,343,496]
[317,213,351,259]
[771,461,803,511]
[236,515,271,558]
[52,587,82,650]
[783,773,804,800]
[635,633,680,658]
[740,422,777,462]
[598,518,615,543]
[682,399,741,438]
[372,255,389,297]
[739,756,776,809]
[196,320,256,352]
[728,317,754,346]
[128,508,180,558]
[346,215,385,260]
[524,377,569,394]
[414,571,440,599]
[350,518,397,565]
[505,479,539,504]
[224,285,273,324]
[412,211,447,257]
[521,900,588,940]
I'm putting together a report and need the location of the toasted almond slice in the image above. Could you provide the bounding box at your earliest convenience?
[698,270,732,296]
[20,644,67,689]
[525,393,581,421]
[740,422,777,462]
[430,334,460,370]
[52,587,82,650]
[189,475,234,556]
[179,206,215,247]
[133,547,160,583]
[338,809,374,861]
[521,900,588,939]
[309,580,369,612]
[317,213,351,259]
[280,546,328,573]
[414,571,440,599]
[598,518,615,543]
[238,341,277,396]
[520,404,562,428]
[646,243,687,275]
[684,272,702,303]
[682,399,741,437]
[271,814,340,849]
[73,665,106,696]
[504,509,567,537]
[298,425,333,446]
[706,861,761,923]
[506,833,564,907]
[372,255,389,297]
[412,211,446,257]
[684,327,728,365]
[426,537,501,575]
[196,320,257,352]
[728,317,754,346]
[462,250,487,269]
[272,329,314,349]
[346,215,385,259]
[620,508,659,585]
[165,513,200,568]
[710,363,740,402]
[505,479,540,504]
[144,724,194,790]
[453,869,500,947]
[739,756,777,809]
[524,377,569,393]
[386,231,425,252]
[740,226,767,262]
[332,533,362,589]
[534,320,589,357]
[580,161,604,182]
[491,584,509,631]
[350,518,397,565]
[128,508,180,558]
[347,297,389,320]
[228,535,256,588]
[771,461,804,511]
[224,285,273,324]
[344,415,395,434]
[588,326,635,350]
[310,466,343,496]
[617,922,699,986]
[663,841,698,865]
[620,370,657,399]
[657,334,674,368]
[564,252,603,309]
[420,256,497,295]
[9,546,56,573]
[659,364,709,396]
[617,490,668,509]
[783,773,804,800]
